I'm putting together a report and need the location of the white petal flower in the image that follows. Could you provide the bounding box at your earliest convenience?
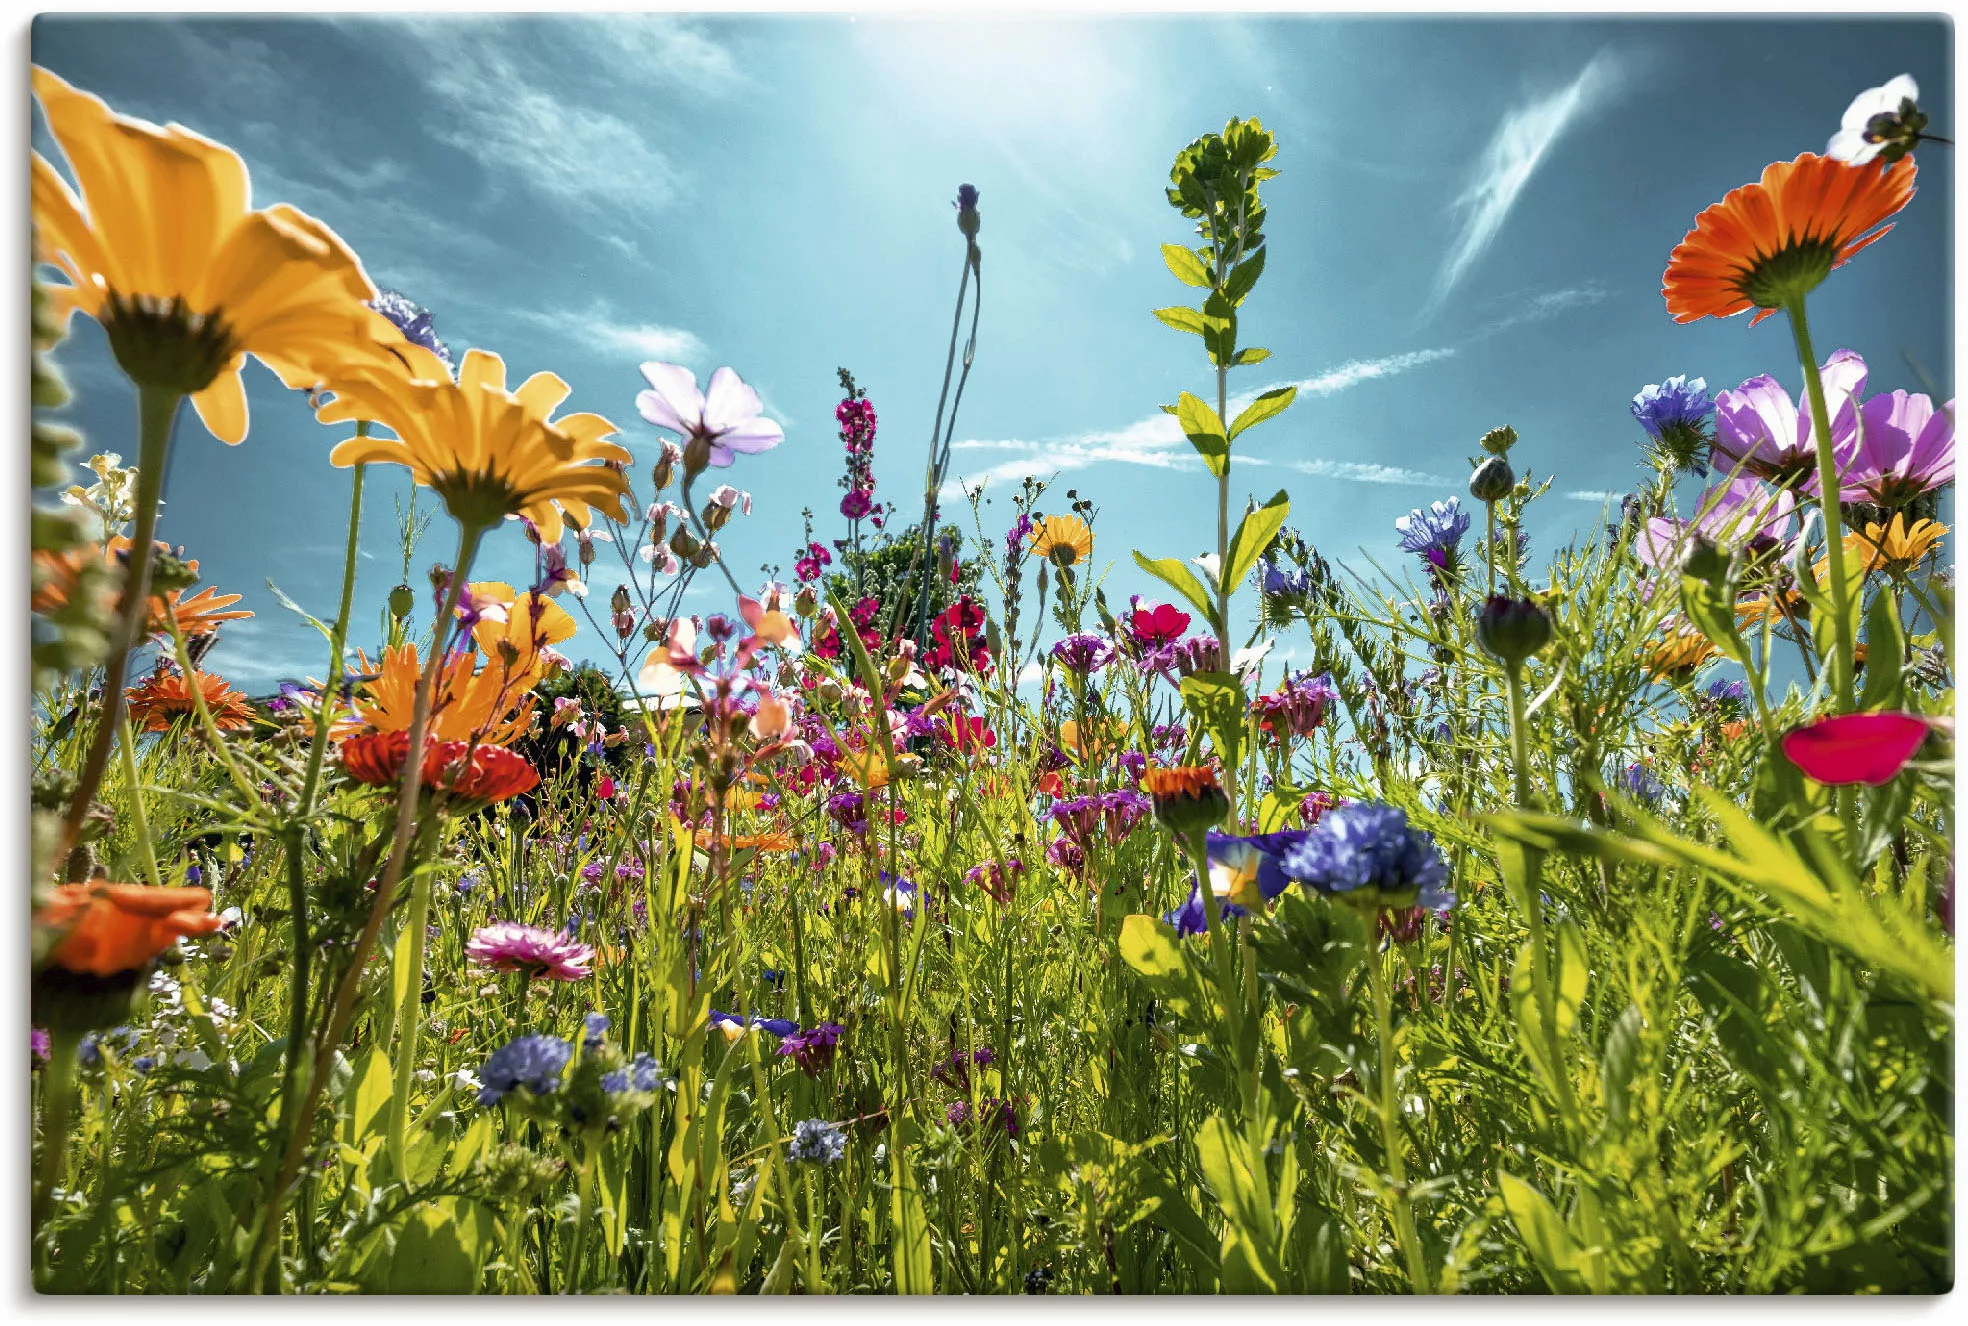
[1828,73,1920,163]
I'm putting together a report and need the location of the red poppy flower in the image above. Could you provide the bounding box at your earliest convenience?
[1780,711,1931,786]
[1130,602,1191,648]
[941,713,997,753]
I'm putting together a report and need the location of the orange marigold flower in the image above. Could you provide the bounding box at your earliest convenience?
[1142,764,1229,837]
[1663,153,1916,326]
[37,882,224,977]
[125,668,254,731]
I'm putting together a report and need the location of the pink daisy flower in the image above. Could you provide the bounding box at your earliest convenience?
[466,921,595,982]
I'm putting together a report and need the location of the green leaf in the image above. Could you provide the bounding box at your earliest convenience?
[1256,784,1305,833]
[1154,305,1207,336]
[373,1198,496,1294]
[1180,670,1248,774]
[1600,1004,1644,1129]
[1227,386,1295,442]
[1499,1173,1591,1294]
[1679,573,1748,665]
[1176,391,1229,478]
[1222,246,1267,306]
[1858,586,1906,712]
[1161,243,1212,289]
[1231,346,1272,366]
[1132,551,1216,630]
[1119,914,1208,1020]
[890,1148,934,1294]
[1224,490,1290,590]
[338,1046,392,1153]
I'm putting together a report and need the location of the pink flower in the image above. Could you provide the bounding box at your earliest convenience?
[466,921,595,982]
[1840,389,1955,506]
[1781,711,1932,786]
[636,362,784,470]
[1713,350,1867,491]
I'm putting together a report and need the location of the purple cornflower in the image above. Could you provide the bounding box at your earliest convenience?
[1050,632,1115,676]
[1631,374,1716,472]
[776,1022,845,1077]
[370,289,453,370]
[601,1052,668,1097]
[1701,678,1750,711]
[582,1012,611,1048]
[477,1034,572,1105]
[1280,802,1454,911]
[1840,388,1955,507]
[466,921,595,983]
[788,1118,846,1165]
[1395,498,1470,560]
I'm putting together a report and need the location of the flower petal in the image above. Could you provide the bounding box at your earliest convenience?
[1781,711,1930,786]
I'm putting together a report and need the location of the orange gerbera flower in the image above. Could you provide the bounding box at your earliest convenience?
[1142,764,1229,836]
[125,668,254,731]
[1736,587,1808,631]
[351,643,536,746]
[1663,153,1916,326]
[156,584,252,638]
[37,882,224,977]
[716,831,797,853]
[32,537,250,639]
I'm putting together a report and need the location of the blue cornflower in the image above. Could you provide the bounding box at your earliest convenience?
[1259,558,1313,599]
[370,289,454,370]
[477,1034,573,1106]
[1618,763,1668,807]
[131,1056,156,1075]
[582,1012,611,1049]
[1701,678,1749,711]
[787,1118,847,1165]
[1395,498,1471,559]
[1280,801,1454,911]
[1163,881,1247,938]
[601,1053,668,1096]
[1630,375,1715,473]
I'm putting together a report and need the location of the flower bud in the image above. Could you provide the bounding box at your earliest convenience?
[1479,424,1518,456]
[670,525,702,560]
[1476,595,1554,667]
[956,183,981,239]
[388,584,416,619]
[682,434,713,480]
[653,441,681,492]
[794,585,818,618]
[1681,535,1733,588]
[1469,455,1515,504]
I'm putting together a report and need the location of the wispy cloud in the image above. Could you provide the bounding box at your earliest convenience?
[1566,488,1623,504]
[1476,283,1612,337]
[1424,50,1623,320]
[944,346,1459,497]
[509,301,707,364]
[1284,459,1452,487]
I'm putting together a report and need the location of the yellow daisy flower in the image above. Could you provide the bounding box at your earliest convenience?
[1029,514,1094,567]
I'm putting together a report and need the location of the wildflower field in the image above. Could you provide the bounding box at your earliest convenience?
[24,24,1958,1297]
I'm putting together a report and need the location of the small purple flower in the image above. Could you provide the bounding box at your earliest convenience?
[370,289,453,371]
[583,1012,611,1048]
[602,1052,667,1097]
[1617,763,1668,808]
[776,1022,845,1077]
[1395,498,1470,559]
[788,1117,846,1164]
[1050,633,1115,676]
[477,1034,573,1106]
[1259,558,1312,599]
[1006,513,1035,560]
[32,1028,51,1065]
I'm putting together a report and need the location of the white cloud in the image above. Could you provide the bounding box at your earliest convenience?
[505,300,707,366]
[1477,283,1613,337]
[1424,50,1623,319]
[1285,459,1452,487]
[1567,489,1623,503]
[1293,348,1459,397]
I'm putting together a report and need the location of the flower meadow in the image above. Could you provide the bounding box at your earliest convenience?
[25,61,1957,1296]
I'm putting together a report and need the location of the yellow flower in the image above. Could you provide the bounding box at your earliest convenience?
[1736,587,1807,630]
[352,644,535,747]
[465,582,577,689]
[29,66,398,442]
[1029,514,1093,567]
[1850,514,1946,575]
[1646,629,1720,681]
[319,347,631,540]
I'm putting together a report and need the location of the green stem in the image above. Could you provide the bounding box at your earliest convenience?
[1369,951,1431,1295]
[1785,296,1856,714]
[566,1140,599,1293]
[54,386,181,879]
[1503,663,1578,1134]
[387,867,434,1178]
[32,1029,80,1247]
[298,459,367,815]
[116,712,163,888]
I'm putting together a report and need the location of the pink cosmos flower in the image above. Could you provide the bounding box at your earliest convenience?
[636,362,784,470]
[1713,350,1867,491]
[466,921,595,982]
[1781,711,1932,786]
[1840,390,1955,506]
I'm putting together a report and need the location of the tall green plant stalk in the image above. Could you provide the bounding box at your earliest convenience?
[1368,948,1432,1294]
[1785,297,1857,715]
[54,386,180,879]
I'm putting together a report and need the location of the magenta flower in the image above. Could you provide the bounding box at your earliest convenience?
[1712,350,1867,490]
[840,487,874,519]
[636,362,784,471]
[1840,390,1955,506]
[1781,712,1932,786]
[466,921,595,982]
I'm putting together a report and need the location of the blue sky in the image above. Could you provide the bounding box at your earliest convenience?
[31,13,1954,690]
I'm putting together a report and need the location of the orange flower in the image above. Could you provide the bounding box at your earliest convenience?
[1721,720,1751,743]
[1059,717,1122,762]
[125,668,254,731]
[1646,631,1721,681]
[338,729,540,804]
[842,747,893,790]
[717,832,797,853]
[31,538,248,638]
[1142,764,1228,836]
[37,882,223,977]
[1736,587,1807,630]
[156,584,252,638]
[352,643,535,746]
[1663,153,1916,326]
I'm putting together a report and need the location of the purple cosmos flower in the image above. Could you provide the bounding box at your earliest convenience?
[466,921,595,983]
[636,362,785,471]
[1633,475,1799,575]
[1050,632,1115,676]
[1280,801,1454,911]
[1840,389,1955,506]
[370,289,453,371]
[477,1034,572,1105]
[776,1022,845,1077]
[1395,498,1471,559]
[1712,351,1867,490]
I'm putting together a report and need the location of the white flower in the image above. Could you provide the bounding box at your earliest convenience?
[1828,74,1920,164]
[1191,552,1221,588]
[1230,639,1274,680]
[176,1048,213,1072]
[448,1068,482,1093]
[636,363,785,468]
